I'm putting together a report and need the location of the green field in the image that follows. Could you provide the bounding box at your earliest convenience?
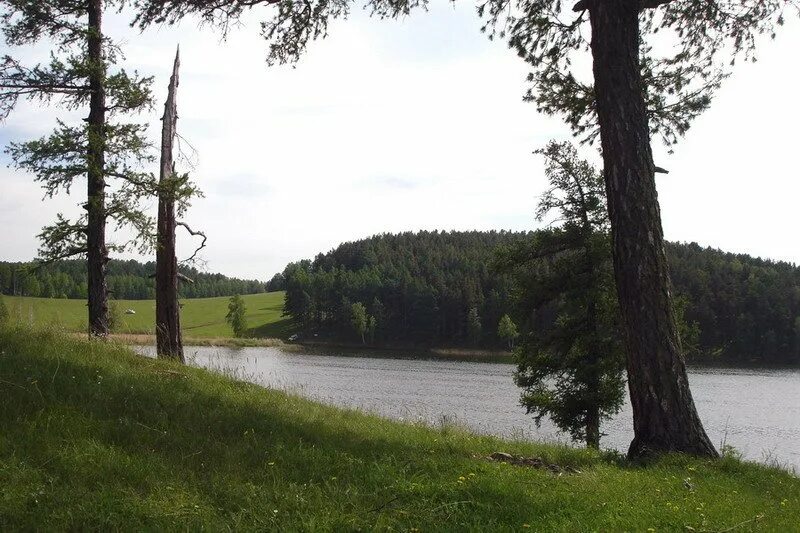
[2,292,293,339]
[0,325,798,530]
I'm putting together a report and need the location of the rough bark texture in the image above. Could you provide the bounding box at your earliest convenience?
[155,49,184,362]
[86,0,109,337]
[588,0,718,458]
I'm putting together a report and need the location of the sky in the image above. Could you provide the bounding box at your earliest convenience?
[1,3,799,281]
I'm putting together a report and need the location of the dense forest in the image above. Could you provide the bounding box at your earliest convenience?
[280,231,800,365]
[0,260,266,300]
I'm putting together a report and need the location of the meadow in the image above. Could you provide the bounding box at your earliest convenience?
[0,325,798,531]
[2,292,292,339]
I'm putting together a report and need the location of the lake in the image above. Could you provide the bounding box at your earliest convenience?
[135,345,800,470]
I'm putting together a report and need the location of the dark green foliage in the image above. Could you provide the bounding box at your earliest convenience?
[496,142,625,447]
[280,230,800,363]
[281,230,524,347]
[0,259,266,300]
[226,294,247,337]
[667,242,800,364]
[266,272,286,292]
[466,307,482,346]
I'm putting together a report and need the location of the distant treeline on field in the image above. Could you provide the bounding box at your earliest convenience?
[275,231,800,365]
[0,260,266,300]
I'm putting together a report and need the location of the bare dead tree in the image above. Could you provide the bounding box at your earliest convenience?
[155,48,184,362]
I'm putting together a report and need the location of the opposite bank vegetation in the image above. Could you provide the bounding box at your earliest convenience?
[1,325,798,531]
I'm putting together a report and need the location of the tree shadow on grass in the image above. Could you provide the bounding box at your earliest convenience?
[0,331,610,530]
[245,317,297,340]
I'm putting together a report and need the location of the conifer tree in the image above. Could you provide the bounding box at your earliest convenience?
[1,0,156,337]
[496,141,625,448]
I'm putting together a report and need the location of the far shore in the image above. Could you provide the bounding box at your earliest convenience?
[97,333,515,360]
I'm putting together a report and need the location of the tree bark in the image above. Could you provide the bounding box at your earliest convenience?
[588,0,718,458]
[155,49,184,363]
[86,0,109,337]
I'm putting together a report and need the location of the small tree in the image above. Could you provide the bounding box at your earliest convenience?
[107,300,122,333]
[351,302,368,344]
[497,314,519,349]
[226,295,247,338]
[496,141,626,448]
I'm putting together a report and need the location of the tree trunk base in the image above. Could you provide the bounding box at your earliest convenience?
[628,435,719,460]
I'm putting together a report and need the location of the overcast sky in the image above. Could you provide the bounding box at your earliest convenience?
[1,3,798,280]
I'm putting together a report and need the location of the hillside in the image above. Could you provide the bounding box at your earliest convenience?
[0,259,267,300]
[280,231,800,364]
[2,292,292,339]
[1,325,798,530]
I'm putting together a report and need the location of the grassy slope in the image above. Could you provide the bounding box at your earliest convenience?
[3,292,293,339]
[0,327,798,531]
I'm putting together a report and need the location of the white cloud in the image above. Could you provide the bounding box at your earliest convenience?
[1,3,797,279]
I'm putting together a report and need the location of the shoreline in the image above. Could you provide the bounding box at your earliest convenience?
[87,333,800,369]
[104,333,514,360]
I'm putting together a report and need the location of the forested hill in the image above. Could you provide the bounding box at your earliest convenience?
[0,259,266,300]
[280,231,800,365]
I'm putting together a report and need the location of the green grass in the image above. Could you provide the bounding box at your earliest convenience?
[1,326,799,531]
[2,292,294,339]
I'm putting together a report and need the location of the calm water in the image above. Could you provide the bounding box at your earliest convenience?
[136,345,800,470]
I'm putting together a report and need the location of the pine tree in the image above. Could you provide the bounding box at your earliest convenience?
[496,141,626,448]
[1,0,157,337]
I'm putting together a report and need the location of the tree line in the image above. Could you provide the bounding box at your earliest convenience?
[279,230,800,366]
[0,260,266,301]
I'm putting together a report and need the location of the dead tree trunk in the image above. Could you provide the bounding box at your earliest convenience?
[86,0,109,337]
[588,0,717,458]
[155,49,184,362]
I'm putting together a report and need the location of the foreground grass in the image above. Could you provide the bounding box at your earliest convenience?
[3,292,293,339]
[1,327,798,531]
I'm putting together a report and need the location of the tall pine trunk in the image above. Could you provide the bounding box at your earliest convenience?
[86,0,109,337]
[155,50,184,362]
[588,0,717,458]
